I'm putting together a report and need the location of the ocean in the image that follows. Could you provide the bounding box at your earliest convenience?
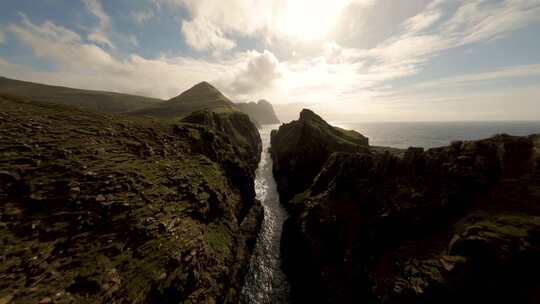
[332,121,540,149]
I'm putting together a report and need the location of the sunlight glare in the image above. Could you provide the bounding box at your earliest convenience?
[278,0,353,40]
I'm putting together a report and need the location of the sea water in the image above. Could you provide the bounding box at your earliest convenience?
[334,121,540,149]
[241,125,290,304]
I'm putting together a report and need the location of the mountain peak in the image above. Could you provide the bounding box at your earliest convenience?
[173,81,219,99]
[299,109,325,123]
[168,81,234,107]
[193,81,215,90]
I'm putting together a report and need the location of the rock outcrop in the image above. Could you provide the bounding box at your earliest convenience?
[270,109,369,204]
[0,94,263,303]
[181,110,262,172]
[273,109,540,303]
[235,100,280,126]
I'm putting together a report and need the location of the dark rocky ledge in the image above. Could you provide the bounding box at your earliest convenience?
[0,94,263,303]
[272,109,540,303]
[270,109,369,204]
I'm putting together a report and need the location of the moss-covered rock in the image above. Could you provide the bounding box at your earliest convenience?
[0,94,262,304]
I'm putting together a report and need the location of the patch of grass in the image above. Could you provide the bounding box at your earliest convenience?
[207,224,231,255]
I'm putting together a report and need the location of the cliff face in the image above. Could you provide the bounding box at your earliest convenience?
[181,110,262,172]
[270,109,369,204]
[0,94,263,303]
[272,110,540,303]
[235,100,280,126]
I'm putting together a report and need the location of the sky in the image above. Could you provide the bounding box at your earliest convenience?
[0,0,539,121]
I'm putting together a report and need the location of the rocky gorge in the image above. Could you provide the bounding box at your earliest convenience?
[271,109,540,303]
[1,74,539,304]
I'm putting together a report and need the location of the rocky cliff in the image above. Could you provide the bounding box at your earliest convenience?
[0,94,263,304]
[270,109,369,204]
[181,110,262,172]
[272,109,540,303]
[235,100,280,126]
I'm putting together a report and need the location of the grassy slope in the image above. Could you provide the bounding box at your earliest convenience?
[130,82,236,119]
[0,76,162,113]
[0,94,261,304]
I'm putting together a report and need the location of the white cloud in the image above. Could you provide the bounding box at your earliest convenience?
[0,30,5,44]
[8,14,113,67]
[166,0,373,51]
[82,0,114,48]
[392,63,540,93]
[181,18,236,52]
[404,11,442,33]
[437,0,540,45]
[82,0,110,26]
[343,0,540,84]
[4,15,282,101]
[228,50,282,95]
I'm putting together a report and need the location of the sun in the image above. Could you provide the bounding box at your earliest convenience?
[277,0,353,40]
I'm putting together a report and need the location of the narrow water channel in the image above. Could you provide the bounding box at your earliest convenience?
[241,125,290,304]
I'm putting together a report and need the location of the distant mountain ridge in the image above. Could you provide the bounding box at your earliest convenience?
[0,76,280,126]
[235,100,280,125]
[0,76,162,113]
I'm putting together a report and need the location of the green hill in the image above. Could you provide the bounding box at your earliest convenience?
[130,81,236,119]
[0,76,162,113]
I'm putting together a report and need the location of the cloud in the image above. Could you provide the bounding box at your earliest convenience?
[3,14,282,101]
[393,63,540,93]
[172,0,372,51]
[181,18,236,52]
[8,14,114,67]
[0,30,5,44]
[175,0,273,51]
[404,11,442,33]
[228,50,282,95]
[82,0,114,48]
[253,0,540,108]
[348,0,540,83]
